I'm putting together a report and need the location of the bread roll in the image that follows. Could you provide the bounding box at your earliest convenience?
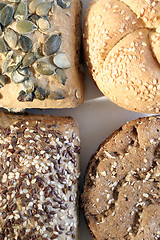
[82,115,160,240]
[84,0,160,113]
[0,112,80,239]
[0,0,84,112]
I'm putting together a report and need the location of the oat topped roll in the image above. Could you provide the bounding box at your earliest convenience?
[0,0,84,111]
[0,112,80,239]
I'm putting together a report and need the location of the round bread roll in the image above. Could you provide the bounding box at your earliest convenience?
[84,0,160,113]
[82,116,160,240]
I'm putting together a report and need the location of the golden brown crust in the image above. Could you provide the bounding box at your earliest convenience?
[84,0,160,113]
[82,116,160,240]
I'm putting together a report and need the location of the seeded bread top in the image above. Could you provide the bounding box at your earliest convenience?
[82,116,160,240]
[84,0,160,113]
[0,0,84,111]
[0,112,80,240]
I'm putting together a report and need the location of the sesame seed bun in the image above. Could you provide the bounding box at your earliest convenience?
[84,0,160,113]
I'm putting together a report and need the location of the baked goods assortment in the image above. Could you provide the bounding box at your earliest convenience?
[82,116,160,240]
[0,112,80,239]
[83,0,160,113]
[0,0,84,111]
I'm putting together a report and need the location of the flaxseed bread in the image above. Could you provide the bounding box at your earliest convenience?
[0,112,80,239]
[82,116,160,240]
[84,0,160,114]
[0,0,84,112]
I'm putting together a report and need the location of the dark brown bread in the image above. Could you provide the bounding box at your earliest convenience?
[0,112,80,239]
[82,116,160,240]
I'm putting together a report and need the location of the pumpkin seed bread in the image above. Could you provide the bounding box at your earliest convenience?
[0,0,84,111]
[0,112,80,239]
[82,116,160,240]
[84,0,160,114]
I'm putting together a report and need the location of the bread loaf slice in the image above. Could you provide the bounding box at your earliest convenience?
[0,112,80,239]
[0,0,84,111]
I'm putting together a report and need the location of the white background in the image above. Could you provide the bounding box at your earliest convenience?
[28,0,148,239]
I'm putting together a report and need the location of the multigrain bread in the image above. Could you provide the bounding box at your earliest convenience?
[0,112,80,239]
[84,0,160,114]
[82,116,160,240]
[0,0,84,112]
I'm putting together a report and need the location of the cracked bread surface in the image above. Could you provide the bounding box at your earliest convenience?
[84,0,160,113]
[0,112,80,240]
[82,116,160,240]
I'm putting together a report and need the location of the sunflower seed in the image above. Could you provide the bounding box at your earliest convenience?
[35,61,56,75]
[11,68,29,83]
[17,90,33,102]
[34,47,43,59]
[53,53,70,69]
[43,34,62,56]
[34,86,46,100]
[48,90,65,100]
[0,75,8,87]
[19,35,33,52]
[57,0,71,9]
[22,52,36,67]
[14,0,28,20]
[0,38,7,53]
[29,0,45,13]
[0,5,14,27]
[23,78,35,93]
[16,20,37,34]
[36,2,52,16]
[0,3,6,11]
[37,18,50,32]
[56,69,66,85]
[4,28,17,49]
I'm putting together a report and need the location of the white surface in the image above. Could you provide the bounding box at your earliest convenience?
[28,1,149,239]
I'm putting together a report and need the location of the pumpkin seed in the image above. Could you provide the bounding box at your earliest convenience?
[29,14,40,23]
[48,90,65,100]
[0,5,14,27]
[17,90,33,102]
[57,0,71,9]
[53,52,70,69]
[34,47,43,59]
[22,52,36,68]
[0,38,7,53]
[0,25,2,36]
[19,35,33,53]
[11,68,29,83]
[56,68,66,85]
[29,0,45,13]
[14,0,28,20]
[23,78,35,93]
[4,28,17,49]
[16,20,37,34]
[34,86,46,100]
[37,18,50,32]
[8,0,20,2]
[36,2,52,16]
[35,60,56,75]
[0,75,8,87]
[0,3,6,11]
[43,34,62,56]
[2,51,14,73]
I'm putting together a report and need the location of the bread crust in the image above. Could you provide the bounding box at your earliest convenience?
[0,0,84,112]
[0,112,80,239]
[82,116,160,240]
[84,0,160,113]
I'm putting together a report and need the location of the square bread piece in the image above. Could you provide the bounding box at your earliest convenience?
[0,0,84,112]
[0,112,80,239]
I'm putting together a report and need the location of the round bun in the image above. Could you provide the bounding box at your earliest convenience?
[84,0,160,113]
[82,116,160,240]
